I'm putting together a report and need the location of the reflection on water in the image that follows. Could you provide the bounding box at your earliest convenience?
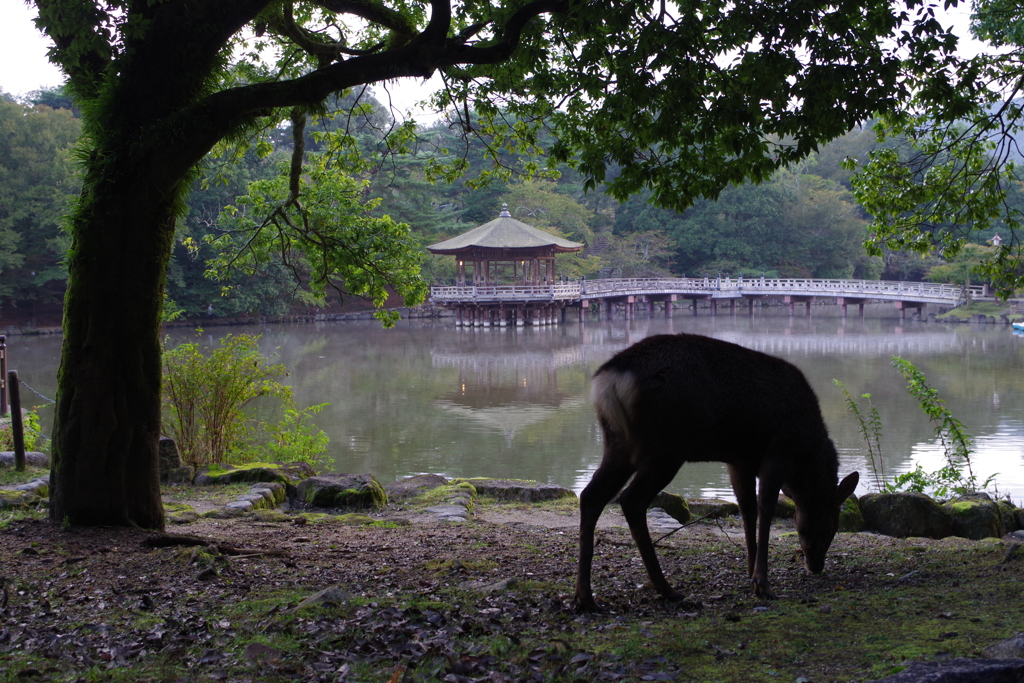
[6,304,1024,501]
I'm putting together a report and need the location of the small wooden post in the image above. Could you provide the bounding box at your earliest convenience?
[8,370,25,471]
[0,335,7,415]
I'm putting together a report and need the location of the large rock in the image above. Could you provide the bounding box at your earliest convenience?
[687,498,740,519]
[774,495,797,519]
[839,494,866,532]
[996,501,1019,533]
[158,437,183,481]
[943,493,1006,540]
[860,492,952,539]
[865,658,1024,682]
[164,502,199,525]
[385,473,449,501]
[296,473,387,510]
[455,478,575,503]
[193,461,316,495]
[651,491,691,524]
[0,451,48,468]
[983,632,1024,659]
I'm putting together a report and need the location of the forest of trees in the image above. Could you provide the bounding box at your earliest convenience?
[0,84,1012,324]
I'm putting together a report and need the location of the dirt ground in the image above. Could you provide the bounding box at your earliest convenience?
[2,497,1023,683]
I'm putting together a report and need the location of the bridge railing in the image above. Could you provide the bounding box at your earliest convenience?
[579,277,985,300]
[429,277,985,303]
[430,283,582,301]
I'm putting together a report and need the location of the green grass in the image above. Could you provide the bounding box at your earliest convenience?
[935,301,1011,320]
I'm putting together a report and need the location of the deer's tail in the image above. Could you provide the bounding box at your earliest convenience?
[591,368,639,447]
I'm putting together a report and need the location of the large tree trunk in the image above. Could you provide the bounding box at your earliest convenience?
[49,155,177,529]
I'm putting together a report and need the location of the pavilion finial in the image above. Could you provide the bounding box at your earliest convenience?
[499,203,511,217]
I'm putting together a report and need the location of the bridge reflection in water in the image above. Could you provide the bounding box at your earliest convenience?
[429,276,988,326]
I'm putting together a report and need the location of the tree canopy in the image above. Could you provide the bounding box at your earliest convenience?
[31,0,955,528]
[850,0,1024,298]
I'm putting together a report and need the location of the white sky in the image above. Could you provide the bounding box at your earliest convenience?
[0,1,989,104]
[0,1,441,115]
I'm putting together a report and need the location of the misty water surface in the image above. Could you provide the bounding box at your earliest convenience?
[6,304,1024,500]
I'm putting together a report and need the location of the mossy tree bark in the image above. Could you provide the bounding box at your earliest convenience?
[50,179,175,528]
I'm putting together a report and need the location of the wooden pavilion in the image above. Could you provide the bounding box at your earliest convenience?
[426,205,584,326]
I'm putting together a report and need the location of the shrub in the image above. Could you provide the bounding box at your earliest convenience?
[162,333,329,468]
[0,409,45,453]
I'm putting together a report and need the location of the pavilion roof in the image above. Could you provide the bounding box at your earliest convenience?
[426,205,583,254]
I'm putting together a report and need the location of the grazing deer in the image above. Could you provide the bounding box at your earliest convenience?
[575,333,858,611]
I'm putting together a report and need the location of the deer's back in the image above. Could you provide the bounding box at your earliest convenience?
[594,334,829,463]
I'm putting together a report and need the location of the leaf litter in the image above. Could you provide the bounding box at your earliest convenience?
[1,506,1023,682]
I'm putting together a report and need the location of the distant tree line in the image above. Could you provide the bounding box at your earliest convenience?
[0,85,1011,323]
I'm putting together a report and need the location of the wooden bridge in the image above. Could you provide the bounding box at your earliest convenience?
[429,276,988,327]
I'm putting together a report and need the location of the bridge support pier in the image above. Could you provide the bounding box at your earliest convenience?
[729,299,736,315]
[785,296,814,316]
[746,297,762,315]
[894,301,925,319]
[710,300,717,316]
[836,297,868,317]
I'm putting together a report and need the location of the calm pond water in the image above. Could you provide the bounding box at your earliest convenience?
[6,305,1024,501]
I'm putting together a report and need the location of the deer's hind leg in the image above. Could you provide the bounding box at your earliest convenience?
[616,453,686,602]
[728,464,759,579]
[575,445,635,611]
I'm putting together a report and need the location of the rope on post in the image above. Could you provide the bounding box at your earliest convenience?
[8,370,25,471]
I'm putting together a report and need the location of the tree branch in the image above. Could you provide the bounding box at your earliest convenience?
[314,0,418,45]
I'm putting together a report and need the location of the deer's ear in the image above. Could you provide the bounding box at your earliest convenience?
[837,471,859,501]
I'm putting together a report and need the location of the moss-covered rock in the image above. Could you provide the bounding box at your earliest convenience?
[454,477,575,503]
[687,498,740,519]
[996,500,1018,533]
[202,506,247,519]
[193,461,316,495]
[249,482,287,506]
[944,493,1006,540]
[0,489,37,508]
[774,495,797,519]
[650,491,691,524]
[294,511,379,526]
[385,473,449,502]
[165,466,195,485]
[838,494,865,532]
[247,509,291,523]
[1015,507,1024,532]
[163,502,199,525]
[296,473,387,510]
[860,492,952,539]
